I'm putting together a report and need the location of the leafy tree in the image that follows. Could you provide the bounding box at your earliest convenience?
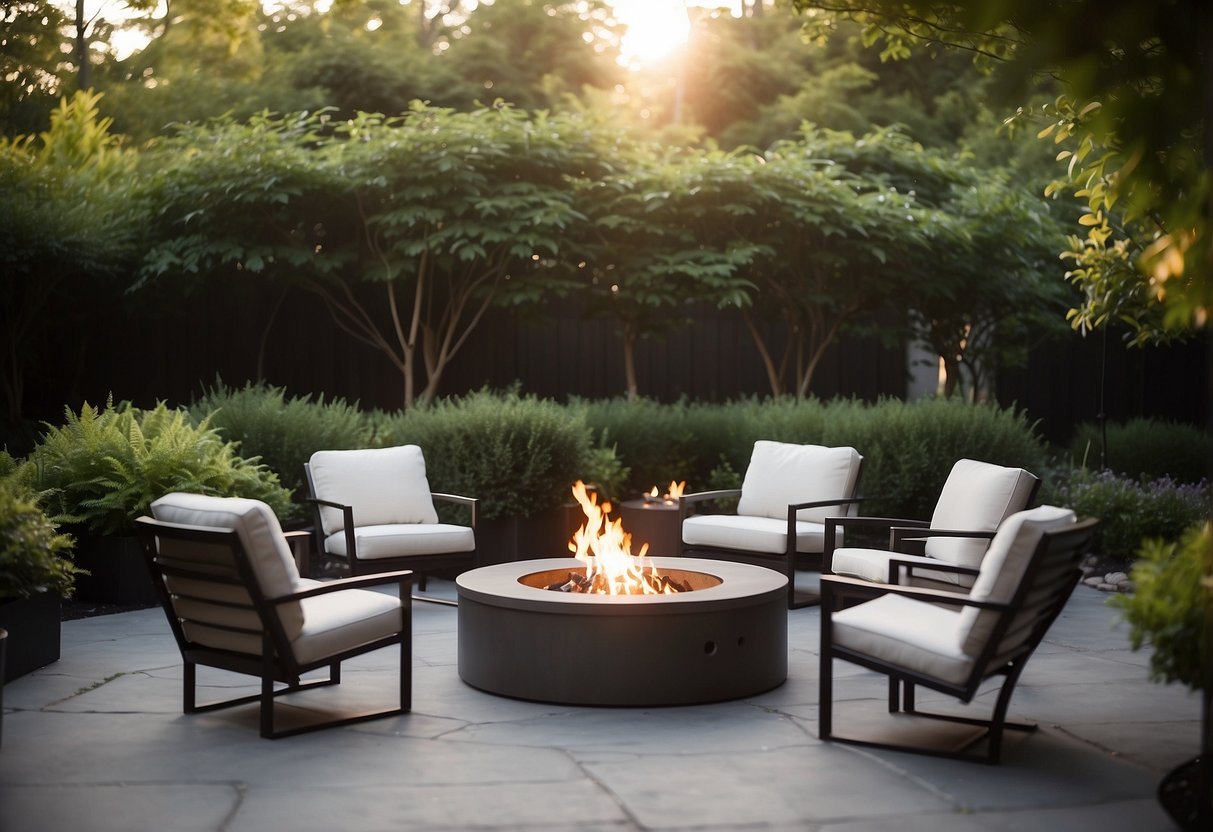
[1,0,74,134]
[443,0,623,111]
[139,104,620,409]
[790,0,1210,342]
[574,145,762,397]
[0,90,141,423]
[739,129,930,396]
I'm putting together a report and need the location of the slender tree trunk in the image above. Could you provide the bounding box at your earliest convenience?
[75,0,90,90]
[622,322,639,399]
[739,308,785,395]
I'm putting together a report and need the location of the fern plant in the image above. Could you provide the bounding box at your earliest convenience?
[16,398,292,536]
[0,477,81,599]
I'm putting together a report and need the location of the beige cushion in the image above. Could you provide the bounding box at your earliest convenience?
[830,547,973,588]
[179,579,403,664]
[151,492,305,640]
[957,505,1076,657]
[325,523,475,559]
[682,513,826,555]
[926,459,1037,568]
[832,593,975,686]
[736,441,862,524]
[309,445,439,536]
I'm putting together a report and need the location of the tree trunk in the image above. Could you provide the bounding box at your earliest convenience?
[622,323,639,399]
[75,0,90,90]
[739,308,786,395]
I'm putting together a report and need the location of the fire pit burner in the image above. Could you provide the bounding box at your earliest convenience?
[456,557,787,706]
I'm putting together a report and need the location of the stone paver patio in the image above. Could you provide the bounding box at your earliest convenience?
[0,577,1201,831]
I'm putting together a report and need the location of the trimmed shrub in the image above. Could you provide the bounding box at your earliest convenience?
[376,389,591,520]
[832,397,1050,519]
[1112,522,1212,691]
[190,380,370,518]
[1070,418,1213,484]
[0,477,81,599]
[15,398,292,535]
[584,396,1049,519]
[1053,469,1211,566]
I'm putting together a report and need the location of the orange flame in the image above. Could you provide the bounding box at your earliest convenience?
[569,480,677,595]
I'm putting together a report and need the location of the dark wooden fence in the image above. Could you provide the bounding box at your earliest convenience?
[20,278,1208,449]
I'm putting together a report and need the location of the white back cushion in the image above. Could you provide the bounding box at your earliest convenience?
[956,505,1076,657]
[150,492,305,638]
[309,445,439,536]
[926,459,1038,568]
[736,441,862,524]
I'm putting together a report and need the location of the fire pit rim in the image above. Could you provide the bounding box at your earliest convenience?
[455,556,787,615]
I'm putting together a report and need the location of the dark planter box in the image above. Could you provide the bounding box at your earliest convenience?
[73,535,158,606]
[475,504,585,566]
[0,592,61,682]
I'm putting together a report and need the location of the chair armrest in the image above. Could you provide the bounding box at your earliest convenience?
[820,574,1007,612]
[889,526,996,550]
[271,569,414,603]
[679,489,742,522]
[887,556,980,585]
[823,514,924,571]
[432,493,478,528]
[283,530,311,575]
[788,496,865,513]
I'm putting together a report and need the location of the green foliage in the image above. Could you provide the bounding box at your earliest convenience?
[1052,470,1211,567]
[1069,419,1213,484]
[0,90,143,423]
[375,389,591,520]
[15,398,292,536]
[582,395,1048,519]
[189,379,371,518]
[819,397,1049,518]
[791,0,1211,342]
[580,432,631,505]
[0,477,81,599]
[1112,522,1212,692]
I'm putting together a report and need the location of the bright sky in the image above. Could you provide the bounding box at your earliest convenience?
[614,1,743,66]
[86,0,747,66]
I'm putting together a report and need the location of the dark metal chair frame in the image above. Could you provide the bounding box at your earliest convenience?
[679,464,865,609]
[135,515,412,739]
[822,475,1041,578]
[819,516,1098,764]
[303,461,478,606]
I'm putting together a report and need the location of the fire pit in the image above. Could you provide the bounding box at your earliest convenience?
[457,482,786,705]
[456,557,787,705]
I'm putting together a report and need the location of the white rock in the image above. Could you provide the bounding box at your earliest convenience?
[1105,571,1129,585]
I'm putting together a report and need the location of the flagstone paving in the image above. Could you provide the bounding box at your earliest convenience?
[0,578,1201,831]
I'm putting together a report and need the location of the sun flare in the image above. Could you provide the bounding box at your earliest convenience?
[612,0,692,67]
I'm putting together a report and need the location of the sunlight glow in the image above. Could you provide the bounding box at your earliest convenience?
[612,0,691,67]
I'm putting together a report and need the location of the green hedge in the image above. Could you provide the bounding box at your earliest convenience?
[375,389,592,521]
[190,380,371,519]
[583,396,1049,518]
[1070,418,1212,484]
[1052,470,1211,566]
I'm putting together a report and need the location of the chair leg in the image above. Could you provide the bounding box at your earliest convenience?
[819,617,834,740]
[888,677,900,712]
[418,573,428,592]
[183,661,197,713]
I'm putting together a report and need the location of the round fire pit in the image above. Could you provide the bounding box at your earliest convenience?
[456,557,787,706]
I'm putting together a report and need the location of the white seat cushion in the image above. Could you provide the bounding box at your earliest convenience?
[736,441,862,524]
[926,459,1038,569]
[179,579,404,664]
[151,492,305,640]
[309,445,439,536]
[325,523,476,559]
[830,547,975,588]
[832,593,975,686]
[292,587,404,665]
[957,505,1076,657]
[682,513,825,555]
